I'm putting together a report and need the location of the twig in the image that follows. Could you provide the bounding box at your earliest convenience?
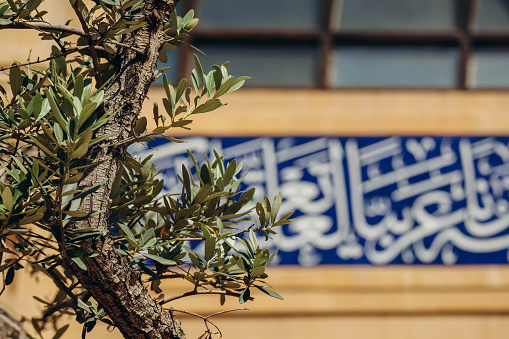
[1,22,86,36]
[206,308,249,319]
[0,45,101,72]
[11,1,30,21]
[228,224,256,238]
[165,307,248,338]
[159,289,253,305]
[3,21,142,56]
[71,0,103,87]
[106,40,144,55]
[166,308,222,336]
[112,132,158,148]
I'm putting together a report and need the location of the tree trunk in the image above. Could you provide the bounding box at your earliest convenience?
[0,305,28,339]
[65,1,186,338]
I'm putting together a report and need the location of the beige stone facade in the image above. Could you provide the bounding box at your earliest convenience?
[1,6,509,337]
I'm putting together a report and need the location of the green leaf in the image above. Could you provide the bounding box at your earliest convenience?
[138,261,157,279]
[271,192,283,222]
[185,18,199,31]
[262,195,272,223]
[223,159,237,184]
[74,74,85,100]
[251,266,265,278]
[53,123,64,145]
[36,98,51,123]
[152,125,171,134]
[158,49,168,63]
[52,46,67,77]
[248,230,258,249]
[182,9,195,25]
[63,210,89,217]
[227,76,251,94]
[64,173,83,184]
[2,187,13,211]
[9,66,22,96]
[170,119,192,128]
[162,74,173,104]
[27,92,42,118]
[163,43,178,51]
[213,77,235,99]
[216,216,224,233]
[193,184,212,204]
[29,136,59,160]
[117,222,136,242]
[193,54,204,85]
[44,88,67,128]
[26,0,42,12]
[152,102,159,126]
[5,266,14,285]
[20,213,44,225]
[0,2,9,16]
[75,126,93,149]
[70,143,88,160]
[193,99,222,114]
[142,253,176,266]
[175,78,187,102]
[239,287,250,304]
[70,180,106,201]
[71,257,87,270]
[102,0,120,5]
[5,0,17,11]
[52,324,69,339]
[161,135,185,143]
[204,237,215,260]
[191,69,199,93]
[188,251,201,267]
[141,228,156,247]
[256,285,283,300]
[266,248,279,266]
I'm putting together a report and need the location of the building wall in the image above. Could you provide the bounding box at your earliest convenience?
[1,7,509,338]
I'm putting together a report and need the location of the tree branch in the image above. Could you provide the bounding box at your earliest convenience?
[164,308,223,337]
[107,40,144,55]
[165,307,249,338]
[160,290,254,305]
[0,22,86,36]
[205,308,249,319]
[0,45,104,72]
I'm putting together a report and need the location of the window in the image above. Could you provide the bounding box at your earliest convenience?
[159,0,509,89]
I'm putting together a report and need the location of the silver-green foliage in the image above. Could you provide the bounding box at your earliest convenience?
[0,1,294,337]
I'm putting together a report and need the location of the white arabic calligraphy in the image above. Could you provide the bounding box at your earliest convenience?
[129,136,509,266]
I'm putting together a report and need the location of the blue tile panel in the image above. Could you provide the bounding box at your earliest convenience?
[130,137,509,266]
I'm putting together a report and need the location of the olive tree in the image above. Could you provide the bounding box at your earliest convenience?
[0,0,293,338]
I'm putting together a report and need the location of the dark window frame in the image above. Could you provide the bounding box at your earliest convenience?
[170,0,509,90]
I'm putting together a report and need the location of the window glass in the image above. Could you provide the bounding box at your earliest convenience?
[474,0,509,32]
[331,46,458,88]
[198,0,320,30]
[471,49,509,88]
[194,43,318,87]
[333,0,458,31]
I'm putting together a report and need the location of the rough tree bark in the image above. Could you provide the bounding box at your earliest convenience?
[63,1,186,338]
[0,305,28,339]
